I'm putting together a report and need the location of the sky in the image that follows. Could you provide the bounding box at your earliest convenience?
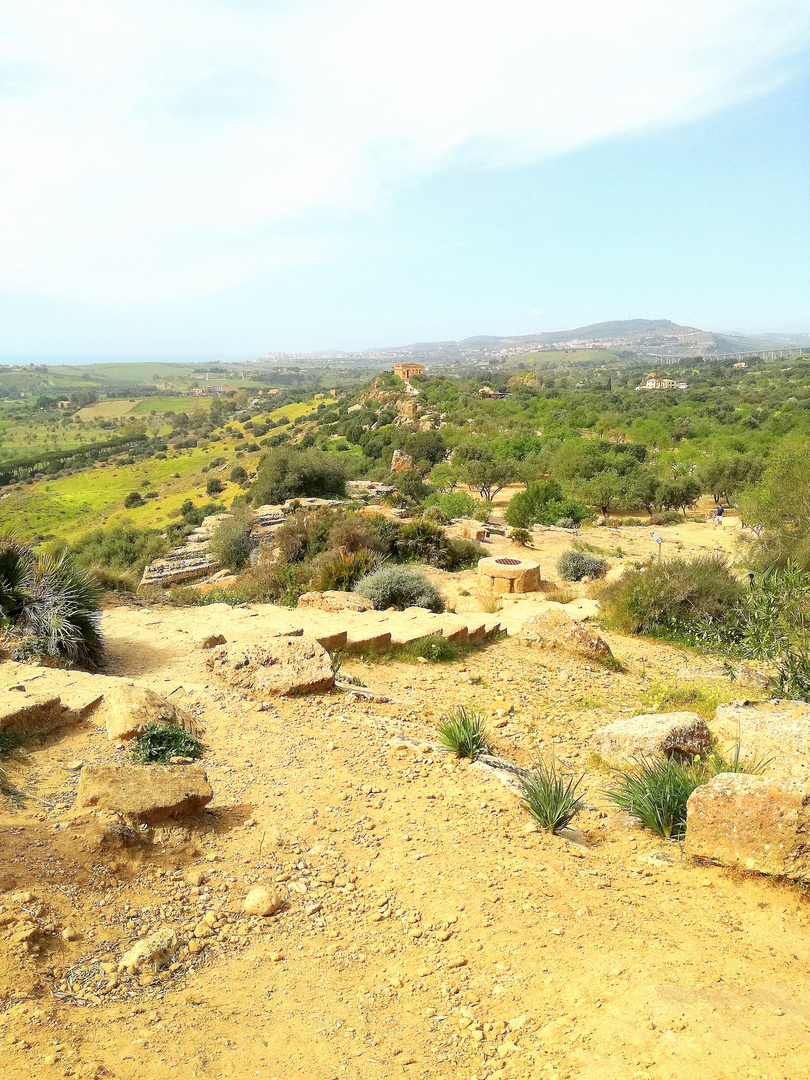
[0,0,809,358]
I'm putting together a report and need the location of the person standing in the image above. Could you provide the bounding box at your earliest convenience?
[716,504,724,526]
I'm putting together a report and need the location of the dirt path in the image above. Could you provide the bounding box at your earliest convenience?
[1,568,808,1080]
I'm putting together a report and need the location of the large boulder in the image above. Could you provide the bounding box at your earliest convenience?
[592,711,712,764]
[205,638,335,698]
[76,764,213,823]
[518,608,612,660]
[90,684,203,743]
[297,591,373,613]
[0,696,67,737]
[711,700,810,783]
[684,772,810,879]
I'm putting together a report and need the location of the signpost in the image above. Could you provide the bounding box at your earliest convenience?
[651,532,663,564]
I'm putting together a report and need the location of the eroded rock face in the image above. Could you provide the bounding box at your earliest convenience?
[711,700,810,783]
[90,684,202,742]
[297,591,373,613]
[0,696,66,736]
[592,712,712,764]
[205,638,335,698]
[76,764,213,823]
[518,608,612,659]
[684,772,810,879]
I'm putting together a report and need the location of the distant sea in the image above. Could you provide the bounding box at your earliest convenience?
[0,354,250,367]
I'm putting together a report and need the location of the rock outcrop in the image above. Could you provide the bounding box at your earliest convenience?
[90,684,203,742]
[76,764,213,822]
[297,591,373,613]
[0,696,68,736]
[592,712,712,764]
[684,772,810,879]
[518,608,611,658]
[205,638,335,698]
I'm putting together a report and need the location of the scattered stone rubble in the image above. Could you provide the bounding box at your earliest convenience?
[518,607,612,660]
[297,590,373,613]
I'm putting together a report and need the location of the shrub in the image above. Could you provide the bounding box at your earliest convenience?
[600,555,743,639]
[506,480,590,529]
[354,566,444,612]
[0,534,104,668]
[86,564,141,593]
[437,706,489,760]
[557,549,606,582]
[424,490,478,519]
[510,528,532,546]
[604,756,703,839]
[554,517,576,530]
[206,477,224,496]
[131,723,204,765]
[309,547,383,591]
[446,538,486,570]
[250,446,347,506]
[229,465,248,484]
[210,512,257,572]
[69,525,169,575]
[519,763,585,832]
[123,491,144,508]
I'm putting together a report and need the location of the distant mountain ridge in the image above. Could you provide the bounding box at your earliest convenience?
[383,319,810,358]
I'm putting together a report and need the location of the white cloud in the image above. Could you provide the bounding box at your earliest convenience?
[1,0,808,300]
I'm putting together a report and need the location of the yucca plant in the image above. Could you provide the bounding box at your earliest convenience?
[519,762,585,832]
[437,706,489,760]
[605,756,703,839]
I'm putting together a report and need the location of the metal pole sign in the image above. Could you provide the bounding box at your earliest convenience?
[651,532,663,563]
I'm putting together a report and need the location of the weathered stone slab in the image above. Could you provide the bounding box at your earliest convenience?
[90,684,202,742]
[592,711,711,764]
[684,772,810,879]
[518,608,612,660]
[77,764,213,823]
[711,700,810,782]
[205,637,335,697]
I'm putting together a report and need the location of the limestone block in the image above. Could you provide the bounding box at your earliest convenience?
[684,772,810,879]
[205,637,335,697]
[91,684,202,742]
[592,711,711,764]
[711,700,810,783]
[0,696,66,736]
[77,765,213,823]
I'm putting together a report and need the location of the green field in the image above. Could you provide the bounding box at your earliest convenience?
[130,396,208,414]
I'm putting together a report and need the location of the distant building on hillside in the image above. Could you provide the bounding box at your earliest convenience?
[734,361,747,369]
[394,362,424,382]
[635,375,688,391]
[56,399,70,410]
[191,384,239,397]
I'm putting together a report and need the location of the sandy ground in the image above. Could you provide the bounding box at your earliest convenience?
[1,520,805,1080]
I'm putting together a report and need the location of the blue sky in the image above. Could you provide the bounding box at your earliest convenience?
[1,1,809,358]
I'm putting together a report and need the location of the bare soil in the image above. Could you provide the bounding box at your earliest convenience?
[0,521,804,1080]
